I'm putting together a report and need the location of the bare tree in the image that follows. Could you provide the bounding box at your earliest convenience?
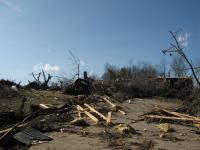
[159,57,167,77]
[30,70,52,88]
[31,72,41,85]
[162,31,200,87]
[41,69,52,86]
[170,55,188,77]
[195,60,200,79]
[102,63,118,80]
[69,50,80,79]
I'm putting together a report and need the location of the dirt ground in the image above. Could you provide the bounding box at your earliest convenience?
[28,98,200,150]
[0,89,74,112]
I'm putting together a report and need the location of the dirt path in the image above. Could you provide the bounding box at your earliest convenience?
[29,99,200,150]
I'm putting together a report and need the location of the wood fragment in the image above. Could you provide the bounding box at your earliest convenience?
[145,115,200,122]
[77,105,99,123]
[39,104,50,109]
[0,122,29,140]
[156,107,200,121]
[101,96,116,108]
[101,96,126,115]
[118,109,127,115]
[84,103,107,121]
[107,112,112,124]
[0,111,38,140]
[78,111,82,118]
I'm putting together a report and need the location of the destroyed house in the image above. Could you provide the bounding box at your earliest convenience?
[155,77,193,89]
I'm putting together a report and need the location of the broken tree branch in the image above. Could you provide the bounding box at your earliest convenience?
[163,31,200,87]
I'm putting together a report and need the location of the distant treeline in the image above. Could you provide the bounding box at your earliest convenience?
[100,62,192,99]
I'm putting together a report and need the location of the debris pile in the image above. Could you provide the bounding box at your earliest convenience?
[141,105,200,128]
[177,91,200,115]
[64,78,93,96]
[0,79,22,89]
[0,94,129,149]
[13,128,53,146]
[0,79,22,99]
[0,76,200,150]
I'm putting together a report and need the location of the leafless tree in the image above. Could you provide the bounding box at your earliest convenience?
[195,60,200,79]
[30,69,52,88]
[162,31,200,87]
[69,50,80,79]
[170,55,188,77]
[158,57,167,77]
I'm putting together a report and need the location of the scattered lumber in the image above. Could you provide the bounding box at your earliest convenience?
[145,115,200,122]
[0,123,28,138]
[0,104,70,141]
[77,105,99,123]
[84,103,112,124]
[101,96,127,115]
[143,106,200,128]
[101,96,116,108]
[155,106,200,121]
[0,113,33,140]
[84,103,108,121]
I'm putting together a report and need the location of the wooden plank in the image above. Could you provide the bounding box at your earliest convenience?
[145,115,200,122]
[101,96,116,108]
[78,111,82,118]
[157,107,200,120]
[101,96,127,115]
[84,103,107,121]
[107,112,112,124]
[77,105,99,123]
[118,109,127,115]
[39,104,50,109]
[0,123,28,139]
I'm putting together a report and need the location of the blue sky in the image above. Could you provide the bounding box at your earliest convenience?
[0,0,199,83]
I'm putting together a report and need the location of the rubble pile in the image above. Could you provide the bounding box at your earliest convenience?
[0,80,21,99]
[0,94,132,149]
[0,78,200,149]
[140,105,200,128]
[177,91,200,115]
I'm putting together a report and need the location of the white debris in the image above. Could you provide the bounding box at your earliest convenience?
[11,85,18,91]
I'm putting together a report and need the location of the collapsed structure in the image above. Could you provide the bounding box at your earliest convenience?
[0,75,199,150]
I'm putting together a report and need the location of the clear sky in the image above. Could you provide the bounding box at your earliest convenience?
[0,0,199,83]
